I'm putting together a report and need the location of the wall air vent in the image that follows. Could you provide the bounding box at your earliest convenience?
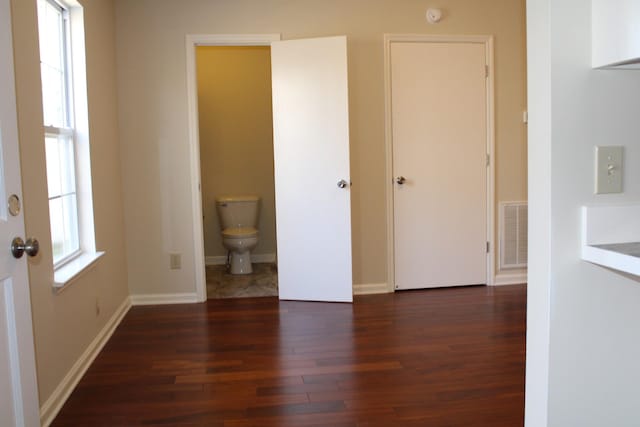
[500,202,528,269]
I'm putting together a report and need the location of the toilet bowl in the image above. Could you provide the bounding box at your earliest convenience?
[215,196,260,275]
[221,227,258,274]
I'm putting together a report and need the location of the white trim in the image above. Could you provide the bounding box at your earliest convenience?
[187,34,281,46]
[353,283,391,295]
[493,271,528,286]
[185,33,281,304]
[129,293,200,306]
[205,253,276,266]
[383,34,496,291]
[383,34,395,294]
[53,251,104,291]
[40,297,131,427]
[383,34,496,44]
[486,35,496,287]
[43,125,73,136]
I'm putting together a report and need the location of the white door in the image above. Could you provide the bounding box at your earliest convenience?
[391,41,488,290]
[0,0,41,424]
[271,36,353,302]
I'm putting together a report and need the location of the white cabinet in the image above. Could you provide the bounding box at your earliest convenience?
[592,0,640,68]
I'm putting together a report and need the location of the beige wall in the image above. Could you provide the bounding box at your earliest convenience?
[11,0,129,405]
[196,46,277,259]
[115,0,527,294]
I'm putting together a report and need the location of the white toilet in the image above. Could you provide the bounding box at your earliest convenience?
[215,195,260,275]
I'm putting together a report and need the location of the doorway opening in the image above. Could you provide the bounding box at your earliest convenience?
[187,34,354,303]
[186,34,281,302]
[195,45,278,300]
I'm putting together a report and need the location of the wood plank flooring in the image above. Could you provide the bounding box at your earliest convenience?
[51,284,526,426]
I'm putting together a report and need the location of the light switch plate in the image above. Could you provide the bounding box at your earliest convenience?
[595,146,623,194]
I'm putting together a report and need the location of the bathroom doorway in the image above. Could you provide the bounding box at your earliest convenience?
[187,34,354,303]
[195,45,278,299]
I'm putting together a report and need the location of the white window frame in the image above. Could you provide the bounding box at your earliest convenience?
[37,0,103,289]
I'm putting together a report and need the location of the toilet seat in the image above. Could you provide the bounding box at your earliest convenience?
[222,227,258,239]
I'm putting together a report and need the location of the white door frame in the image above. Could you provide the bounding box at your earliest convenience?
[185,34,281,302]
[383,34,496,291]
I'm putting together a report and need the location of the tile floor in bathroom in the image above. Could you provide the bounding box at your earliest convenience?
[206,262,278,299]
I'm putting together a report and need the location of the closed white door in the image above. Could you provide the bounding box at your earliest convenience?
[0,0,41,424]
[391,41,488,290]
[271,36,353,302]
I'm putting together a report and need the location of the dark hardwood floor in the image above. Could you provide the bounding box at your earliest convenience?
[52,284,526,426]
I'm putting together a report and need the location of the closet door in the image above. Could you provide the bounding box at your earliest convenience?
[391,41,488,289]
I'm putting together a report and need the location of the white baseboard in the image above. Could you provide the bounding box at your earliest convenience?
[353,283,391,295]
[40,297,131,427]
[493,271,528,286]
[130,292,199,306]
[205,253,276,266]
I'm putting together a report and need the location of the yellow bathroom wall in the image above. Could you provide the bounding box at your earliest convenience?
[196,46,277,260]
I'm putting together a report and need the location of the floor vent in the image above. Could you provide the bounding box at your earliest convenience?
[500,202,528,269]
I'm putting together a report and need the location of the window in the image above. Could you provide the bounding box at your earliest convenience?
[38,0,80,266]
[37,0,102,284]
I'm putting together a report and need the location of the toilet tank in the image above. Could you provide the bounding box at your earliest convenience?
[215,195,260,229]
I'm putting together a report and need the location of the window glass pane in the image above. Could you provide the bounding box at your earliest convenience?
[60,136,76,195]
[45,136,61,197]
[46,132,79,265]
[49,194,79,264]
[61,194,79,256]
[49,197,64,261]
[37,0,67,128]
[45,134,76,198]
[40,63,65,127]
[39,1,62,67]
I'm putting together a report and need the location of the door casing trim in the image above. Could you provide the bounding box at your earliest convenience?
[185,34,281,302]
[383,34,496,291]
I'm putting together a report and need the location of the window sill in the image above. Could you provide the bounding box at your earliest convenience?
[53,251,105,292]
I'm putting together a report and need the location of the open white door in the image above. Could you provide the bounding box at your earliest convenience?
[0,0,41,424]
[271,36,353,302]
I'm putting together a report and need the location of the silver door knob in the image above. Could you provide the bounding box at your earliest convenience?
[395,176,406,185]
[11,237,39,259]
[337,179,349,189]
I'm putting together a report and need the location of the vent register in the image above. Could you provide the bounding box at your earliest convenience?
[500,202,528,269]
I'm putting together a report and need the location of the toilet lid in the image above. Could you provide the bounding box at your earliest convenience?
[222,227,258,238]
